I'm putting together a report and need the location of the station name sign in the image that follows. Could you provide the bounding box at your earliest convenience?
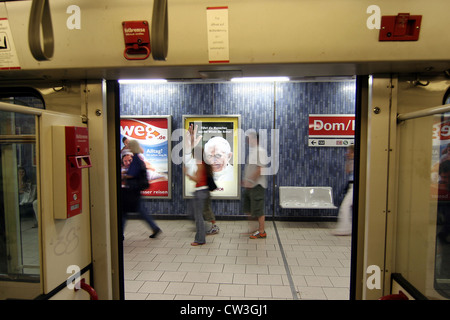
[308,114,355,147]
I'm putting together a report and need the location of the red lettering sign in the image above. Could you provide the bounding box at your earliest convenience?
[120,118,168,142]
[308,114,355,137]
[432,119,450,142]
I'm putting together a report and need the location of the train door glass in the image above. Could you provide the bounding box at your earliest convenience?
[0,109,40,299]
[395,80,450,300]
[434,88,450,298]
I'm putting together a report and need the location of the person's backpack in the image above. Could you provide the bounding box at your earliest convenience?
[207,175,217,191]
[137,161,149,191]
[205,163,217,191]
[128,156,149,191]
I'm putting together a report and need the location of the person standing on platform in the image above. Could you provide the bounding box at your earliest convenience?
[242,131,269,239]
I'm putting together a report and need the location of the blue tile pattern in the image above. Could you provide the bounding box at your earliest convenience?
[120,80,356,219]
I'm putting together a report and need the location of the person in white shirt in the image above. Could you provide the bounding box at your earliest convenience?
[242,131,269,239]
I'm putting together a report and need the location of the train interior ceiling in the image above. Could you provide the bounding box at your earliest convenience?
[0,0,450,302]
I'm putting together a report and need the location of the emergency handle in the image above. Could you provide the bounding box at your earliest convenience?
[122,21,151,60]
[123,45,151,60]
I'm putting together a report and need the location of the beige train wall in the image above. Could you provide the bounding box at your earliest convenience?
[0,0,449,80]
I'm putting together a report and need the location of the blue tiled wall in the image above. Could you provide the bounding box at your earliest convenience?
[120,80,356,219]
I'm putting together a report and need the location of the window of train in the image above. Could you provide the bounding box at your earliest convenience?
[0,88,45,109]
[395,86,450,300]
[434,88,450,299]
[0,93,42,299]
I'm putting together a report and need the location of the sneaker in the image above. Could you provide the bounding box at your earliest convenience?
[149,228,161,238]
[206,224,220,235]
[249,231,267,239]
[191,242,205,246]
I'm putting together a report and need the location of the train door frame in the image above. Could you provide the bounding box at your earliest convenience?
[351,75,368,300]
[360,75,399,299]
[105,80,125,300]
[109,77,365,301]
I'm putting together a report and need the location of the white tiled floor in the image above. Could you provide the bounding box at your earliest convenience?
[123,219,351,300]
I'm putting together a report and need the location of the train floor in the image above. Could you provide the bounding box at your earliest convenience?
[123,219,351,300]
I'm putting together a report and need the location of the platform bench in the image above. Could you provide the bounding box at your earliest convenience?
[279,186,337,209]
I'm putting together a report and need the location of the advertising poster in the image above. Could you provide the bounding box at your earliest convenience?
[431,114,450,202]
[183,115,240,199]
[120,116,171,198]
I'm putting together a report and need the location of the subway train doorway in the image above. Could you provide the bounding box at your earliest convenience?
[116,77,357,300]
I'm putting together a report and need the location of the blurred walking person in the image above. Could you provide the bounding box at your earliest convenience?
[334,145,354,236]
[122,140,161,239]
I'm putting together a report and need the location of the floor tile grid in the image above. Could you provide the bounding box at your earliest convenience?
[123,219,351,300]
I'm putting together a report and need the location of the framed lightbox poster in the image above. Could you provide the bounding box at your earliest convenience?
[120,116,171,199]
[183,115,241,199]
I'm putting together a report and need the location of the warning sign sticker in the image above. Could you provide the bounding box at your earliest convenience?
[0,18,20,70]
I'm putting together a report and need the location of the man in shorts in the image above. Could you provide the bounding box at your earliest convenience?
[242,131,268,239]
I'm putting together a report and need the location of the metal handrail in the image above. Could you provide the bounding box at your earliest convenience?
[0,101,43,115]
[397,104,450,122]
